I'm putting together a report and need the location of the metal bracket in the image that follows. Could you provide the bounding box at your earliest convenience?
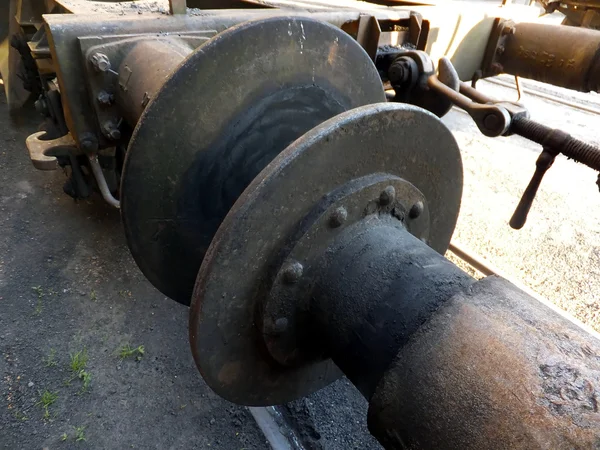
[77,31,215,150]
[26,131,77,170]
[481,18,515,77]
[356,14,381,62]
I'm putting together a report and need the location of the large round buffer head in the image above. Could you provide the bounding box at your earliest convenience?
[121,16,386,305]
[190,103,464,406]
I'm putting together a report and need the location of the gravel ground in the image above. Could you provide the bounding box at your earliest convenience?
[0,92,379,449]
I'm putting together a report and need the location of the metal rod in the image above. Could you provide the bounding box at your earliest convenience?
[88,155,120,208]
[484,77,600,115]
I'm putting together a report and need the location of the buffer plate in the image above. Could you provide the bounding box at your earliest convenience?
[121,16,386,304]
[190,103,463,405]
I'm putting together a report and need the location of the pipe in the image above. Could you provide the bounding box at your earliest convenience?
[497,22,600,93]
[310,220,475,400]
[297,216,600,448]
[89,155,120,208]
[116,39,193,127]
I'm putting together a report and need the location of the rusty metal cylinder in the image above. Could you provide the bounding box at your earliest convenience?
[116,38,193,127]
[498,22,600,92]
[368,276,600,449]
[310,221,475,400]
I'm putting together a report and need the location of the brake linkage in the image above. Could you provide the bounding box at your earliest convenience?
[428,70,600,229]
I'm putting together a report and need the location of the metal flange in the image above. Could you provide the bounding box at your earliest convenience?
[261,173,430,368]
[120,16,386,305]
[189,102,463,406]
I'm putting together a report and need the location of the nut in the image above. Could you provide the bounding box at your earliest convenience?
[97,90,114,106]
[102,121,121,141]
[89,52,111,73]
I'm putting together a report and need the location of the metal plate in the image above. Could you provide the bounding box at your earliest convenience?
[190,103,463,406]
[121,16,386,304]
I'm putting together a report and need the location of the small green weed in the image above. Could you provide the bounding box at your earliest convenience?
[74,426,86,442]
[90,290,97,301]
[32,286,44,298]
[61,432,68,441]
[118,344,145,361]
[67,348,92,392]
[78,370,92,394]
[44,348,58,367]
[32,286,44,315]
[69,348,88,373]
[36,390,58,419]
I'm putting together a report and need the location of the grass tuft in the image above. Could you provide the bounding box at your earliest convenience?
[36,390,58,419]
[118,344,145,361]
[74,426,86,442]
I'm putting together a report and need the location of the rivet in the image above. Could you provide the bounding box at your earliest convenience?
[329,206,347,228]
[379,185,396,206]
[409,201,424,219]
[282,261,303,284]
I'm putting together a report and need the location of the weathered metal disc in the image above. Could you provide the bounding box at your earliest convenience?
[190,103,463,406]
[121,17,385,305]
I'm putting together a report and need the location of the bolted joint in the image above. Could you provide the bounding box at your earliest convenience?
[97,90,114,106]
[89,52,111,73]
[102,121,122,141]
[79,132,98,153]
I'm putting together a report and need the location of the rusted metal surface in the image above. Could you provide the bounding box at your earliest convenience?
[189,103,462,405]
[368,276,600,449]
[121,16,387,305]
[43,9,410,149]
[115,39,193,126]
[484,20,600,93]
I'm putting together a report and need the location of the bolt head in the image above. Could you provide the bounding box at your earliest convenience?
[502,25,516,36]
[90,53,111,72]
[103,121,121,141]
[79,133,98,152]
[329,206,348,228]
[490,63,504,75]
[409,201,424,219]
[282,261,303,284]
[483,113,501,132]
[496,46,505,56]
[97,90,113,106]
[379,185,396,206]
